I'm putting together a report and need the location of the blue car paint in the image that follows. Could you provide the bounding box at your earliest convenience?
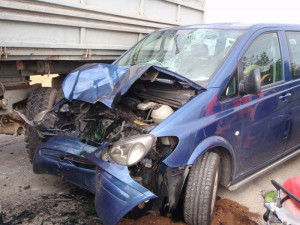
[150,24,300,180]
[62,64,202,108]
[187,136,236,165]
[63,63,138,108]
[33,136,156,225]
[82,148,157,225]
[33,23,300,224]
[33,136,98,193]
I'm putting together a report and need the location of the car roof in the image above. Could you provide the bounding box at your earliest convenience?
[162,23,300,31]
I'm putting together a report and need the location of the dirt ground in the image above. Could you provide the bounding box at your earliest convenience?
[2,134,300,224]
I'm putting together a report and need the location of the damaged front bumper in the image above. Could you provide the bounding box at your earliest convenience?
[33,135,157,225]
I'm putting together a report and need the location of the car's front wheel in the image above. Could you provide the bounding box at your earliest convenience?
[183,152,220,225]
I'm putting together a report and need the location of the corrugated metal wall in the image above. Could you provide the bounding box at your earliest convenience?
[0,0,205,61]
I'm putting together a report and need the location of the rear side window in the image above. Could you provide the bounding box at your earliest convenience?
[286,32,300,79]
[242,33,283,86]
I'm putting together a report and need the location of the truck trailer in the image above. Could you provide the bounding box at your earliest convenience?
[0,0,205,135]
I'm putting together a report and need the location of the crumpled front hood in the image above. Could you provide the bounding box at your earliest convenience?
[62,63,150,108]
[62,63,202,108]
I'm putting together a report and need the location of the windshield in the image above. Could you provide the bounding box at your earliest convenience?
[115,28,243,87]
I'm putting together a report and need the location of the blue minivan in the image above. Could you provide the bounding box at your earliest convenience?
[25,23,300,225]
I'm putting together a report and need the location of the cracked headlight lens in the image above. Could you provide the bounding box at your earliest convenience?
[108,134,156,166]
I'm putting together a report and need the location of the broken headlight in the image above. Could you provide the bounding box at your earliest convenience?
[107,134,156,166]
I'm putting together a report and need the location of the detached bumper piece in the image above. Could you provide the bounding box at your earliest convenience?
[33,135,157,225]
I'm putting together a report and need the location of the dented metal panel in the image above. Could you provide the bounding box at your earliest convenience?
[33,135,157,225]
[62,63,202,107]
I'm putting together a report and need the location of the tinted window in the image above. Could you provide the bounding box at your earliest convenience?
[286,32,300,79]
[242,33,282,86]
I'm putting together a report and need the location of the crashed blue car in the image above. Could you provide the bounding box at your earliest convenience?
[24,23,300,225]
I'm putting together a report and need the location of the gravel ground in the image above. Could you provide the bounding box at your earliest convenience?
[1,134,300,224]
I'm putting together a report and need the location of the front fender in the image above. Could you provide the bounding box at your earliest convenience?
[187,136,236,167]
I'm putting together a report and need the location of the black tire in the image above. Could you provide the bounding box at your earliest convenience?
[183,152,220,225]
[25,87,57,163]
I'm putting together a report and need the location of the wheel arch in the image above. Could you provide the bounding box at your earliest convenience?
[211,147,233,187]
[187,136,236,187]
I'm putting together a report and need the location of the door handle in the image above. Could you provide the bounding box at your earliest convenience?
[279,93,292,100]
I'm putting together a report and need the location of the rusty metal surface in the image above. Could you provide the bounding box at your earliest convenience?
[0,83,41,115]
[0,119,23,135]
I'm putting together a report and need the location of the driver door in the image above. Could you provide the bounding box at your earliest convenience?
[237,32,291,176]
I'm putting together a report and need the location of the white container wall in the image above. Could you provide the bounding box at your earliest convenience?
[0,0,205,61]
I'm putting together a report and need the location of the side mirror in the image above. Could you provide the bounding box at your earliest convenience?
[239,68,261,95]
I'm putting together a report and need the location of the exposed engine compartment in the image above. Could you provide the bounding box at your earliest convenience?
[35,70,198,209]
[40,77,197,142]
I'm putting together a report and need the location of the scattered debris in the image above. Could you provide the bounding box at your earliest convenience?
[18,185,30,191]
[1,188,100,225]
[2,210,33,225]
[1,187,262,225]
[0,135,262,225]
[44,198,73,203]
[40,207,50,215]
[60,209,76,215]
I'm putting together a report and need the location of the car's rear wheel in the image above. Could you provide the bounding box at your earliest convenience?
[183,152,220,225]
[25,87,57,163]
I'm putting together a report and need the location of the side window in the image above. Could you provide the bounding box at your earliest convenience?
[286,32,300,79]
[221,70,238,100]
[242,33,282,86]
